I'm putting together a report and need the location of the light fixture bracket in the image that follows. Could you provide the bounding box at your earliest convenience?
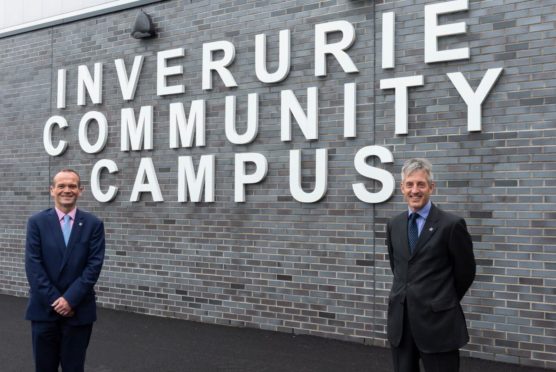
[131,10,156,39]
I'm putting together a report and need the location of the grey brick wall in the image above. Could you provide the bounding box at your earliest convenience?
[1,0,555,368]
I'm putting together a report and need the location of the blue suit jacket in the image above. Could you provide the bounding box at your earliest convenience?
[25,208,105,325]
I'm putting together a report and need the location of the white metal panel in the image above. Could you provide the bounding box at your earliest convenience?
[23,0,43,26]
[0,0,164,38]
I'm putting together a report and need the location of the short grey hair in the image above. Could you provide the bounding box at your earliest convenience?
[401,158,434,184]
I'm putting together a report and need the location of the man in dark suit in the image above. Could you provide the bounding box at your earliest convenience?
[25,169,105,372]
[386,158,476,372]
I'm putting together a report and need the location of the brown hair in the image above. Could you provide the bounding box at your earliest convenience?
[51,169,81,187]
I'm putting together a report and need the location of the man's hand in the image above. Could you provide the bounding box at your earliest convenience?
[52,297,74,317]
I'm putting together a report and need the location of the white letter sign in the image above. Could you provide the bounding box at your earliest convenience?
[178,155,215,202]
[234,153,268,202]
[425,0,470,63]
[130,157,163,202]
[157,48,185,96]
[290,148,328,203]
[78,111,108,154]
[43,116,68,156]
[91,159,119,203]
[380,75,424,135]
[447,67,503,132]
[202,41,238,90]
[315,21,358,77]
[353,146,395,204]
[77,63,103,105]
[255,29,291,83]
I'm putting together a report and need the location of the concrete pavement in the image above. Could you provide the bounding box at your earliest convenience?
[0,294,551,372]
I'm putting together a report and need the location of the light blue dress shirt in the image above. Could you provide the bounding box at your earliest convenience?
[407,200,432,237]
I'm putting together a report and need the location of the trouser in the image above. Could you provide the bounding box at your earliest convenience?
[31,320,93,372]
[391,306,460,372]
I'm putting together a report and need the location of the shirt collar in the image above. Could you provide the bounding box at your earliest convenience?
[407,200,432,219]
[55,207,77,221]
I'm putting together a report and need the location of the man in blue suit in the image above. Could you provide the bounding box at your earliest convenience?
[25,169,105,372]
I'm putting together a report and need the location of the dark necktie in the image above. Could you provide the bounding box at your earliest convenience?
[408,213,419,254]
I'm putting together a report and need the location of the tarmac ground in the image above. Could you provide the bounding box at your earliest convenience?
[0,294,551,372]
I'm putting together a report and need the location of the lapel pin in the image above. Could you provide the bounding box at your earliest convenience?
[429,227,434,231]
[79,222,83,226]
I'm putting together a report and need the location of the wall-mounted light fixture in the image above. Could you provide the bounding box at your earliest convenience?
[131,10,156,39]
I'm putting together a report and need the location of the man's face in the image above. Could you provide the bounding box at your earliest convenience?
[50,171,83,212]
[401,169,435,212]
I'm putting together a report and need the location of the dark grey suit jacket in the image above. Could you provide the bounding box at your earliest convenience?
[386,203,475,353]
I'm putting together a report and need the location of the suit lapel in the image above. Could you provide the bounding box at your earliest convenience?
[393,212,411,262]
[411,204,440,257]
[47,209,66,259]
[59,209,84,273]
